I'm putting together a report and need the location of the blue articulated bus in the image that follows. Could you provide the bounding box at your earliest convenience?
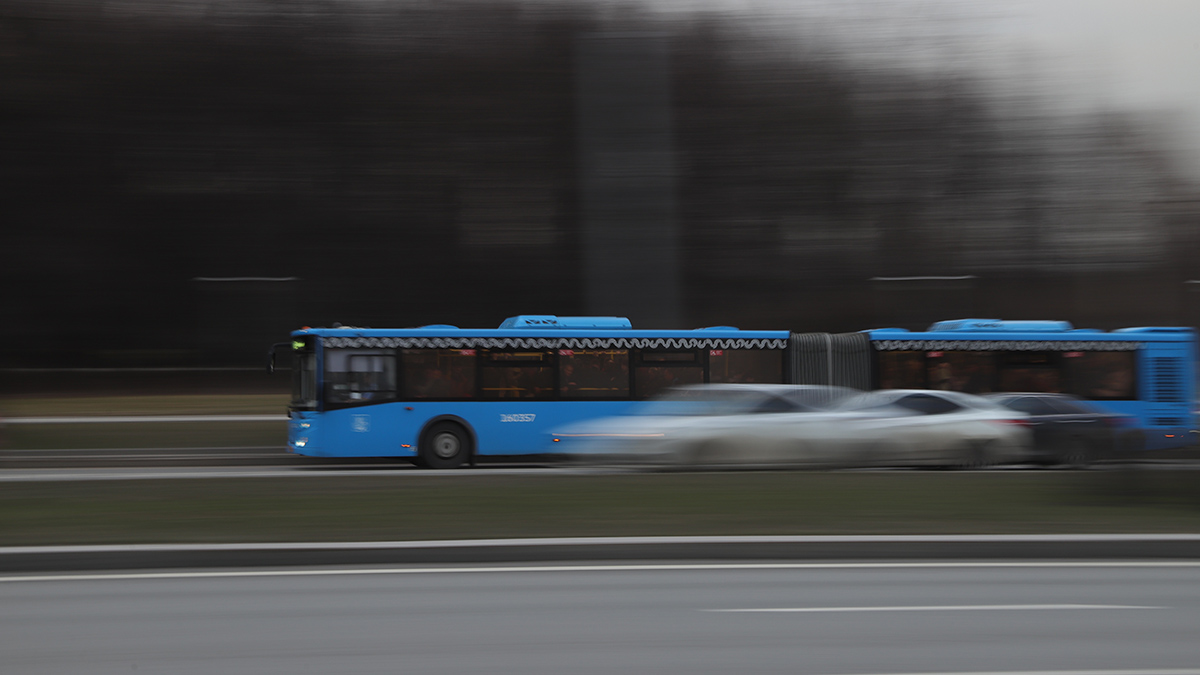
[270,315,1195,466]
[271,315,792,467]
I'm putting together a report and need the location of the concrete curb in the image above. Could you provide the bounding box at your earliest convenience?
[4,534,1200,572]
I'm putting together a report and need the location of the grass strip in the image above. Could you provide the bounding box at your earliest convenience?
[4,421,285,450]
[2,471,1199,546]
[2,394,287,449]
[1,394,289,418]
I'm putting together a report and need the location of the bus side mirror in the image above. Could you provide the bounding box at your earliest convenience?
[268,342,290,374]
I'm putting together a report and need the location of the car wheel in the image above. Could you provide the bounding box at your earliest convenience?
[863,440,900,469]
[420,422,471,469]
[969,440,994,469]
[950,441,990,470]
[686,440,724,467]
[1059,437,1092,469]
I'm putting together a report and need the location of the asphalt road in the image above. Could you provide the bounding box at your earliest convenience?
[3,561,1199,675]
[2,440,1198,473]
[0,445,566,471]
[1,453,1196,482]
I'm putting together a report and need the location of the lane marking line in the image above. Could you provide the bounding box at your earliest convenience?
[1,561,1199,583]
[703,604,1161,613]
[783,671,1200,675]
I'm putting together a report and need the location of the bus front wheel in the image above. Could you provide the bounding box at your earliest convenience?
[419,422,472,469]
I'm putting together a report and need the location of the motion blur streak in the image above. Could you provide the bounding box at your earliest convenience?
[4,561,1200,584]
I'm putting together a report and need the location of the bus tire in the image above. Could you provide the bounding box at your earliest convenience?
[420,422,472,469]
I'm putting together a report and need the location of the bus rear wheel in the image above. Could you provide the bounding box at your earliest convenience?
[419,422,472,469]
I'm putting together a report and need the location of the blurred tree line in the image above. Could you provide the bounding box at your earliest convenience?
[4,0,1200,368]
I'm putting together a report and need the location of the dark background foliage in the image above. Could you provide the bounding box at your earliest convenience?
[4,1,1199,368]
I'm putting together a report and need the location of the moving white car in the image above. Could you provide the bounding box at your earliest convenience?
[552,383,860,468]
[829,389,1033,468]
[551,385,1031,469]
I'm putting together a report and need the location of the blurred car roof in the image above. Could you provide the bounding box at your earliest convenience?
[984,392,1115,415]
[655,383,859,403]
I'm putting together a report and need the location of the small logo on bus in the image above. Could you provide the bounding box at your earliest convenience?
[500,414,536,423]
[352,414,370,432]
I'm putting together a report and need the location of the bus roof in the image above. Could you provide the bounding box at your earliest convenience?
[867,318,1194,343]
[293,316,790,341]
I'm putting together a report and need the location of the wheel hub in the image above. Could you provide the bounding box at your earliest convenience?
[433,432,460,459]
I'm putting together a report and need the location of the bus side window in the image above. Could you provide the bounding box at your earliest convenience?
[560,349,630,399]
[400,349,476,400]
[633,351,703,399]
[997,352,1062,393]
[876,351,925,389]
[1065,351,1136,400]
[479,350,555,400]
[324,348,396,405]
[347,354,397,401]
[708,349,783,384]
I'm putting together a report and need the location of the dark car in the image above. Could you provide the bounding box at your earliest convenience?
[984,392,1134,467]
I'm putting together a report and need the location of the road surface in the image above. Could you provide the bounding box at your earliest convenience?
[4,561,1198,675]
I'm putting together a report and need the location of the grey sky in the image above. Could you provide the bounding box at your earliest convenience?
[998,0,1200,178]
[650,0,1200,179]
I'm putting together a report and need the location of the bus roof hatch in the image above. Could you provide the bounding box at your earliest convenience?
[499,315,633,330]
[927,319,1074,332]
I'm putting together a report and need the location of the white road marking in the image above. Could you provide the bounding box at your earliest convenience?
[791,671,1200,675]
[704,604,1160,613]
[1,561,1199,583]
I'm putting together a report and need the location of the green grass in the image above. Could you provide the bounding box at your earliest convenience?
[3,471,1199,546]
[4,421,285,450]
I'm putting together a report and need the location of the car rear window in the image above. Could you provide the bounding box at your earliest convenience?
[1045,397,1096,415]
[1003,396,1059,416]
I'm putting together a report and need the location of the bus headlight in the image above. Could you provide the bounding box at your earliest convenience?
[295,437,308,448]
